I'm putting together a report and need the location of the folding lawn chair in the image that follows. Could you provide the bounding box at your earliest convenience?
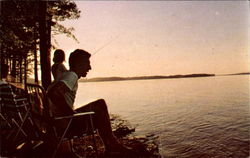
[0,83,39,155]
[26,83,98,157]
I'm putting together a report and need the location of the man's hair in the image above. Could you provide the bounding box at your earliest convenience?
[69,49,91,69]
[53,49,65,63]
[1,63,9,79]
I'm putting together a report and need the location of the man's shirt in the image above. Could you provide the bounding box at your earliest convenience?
[47,71,78,116]
[60,71,78,108]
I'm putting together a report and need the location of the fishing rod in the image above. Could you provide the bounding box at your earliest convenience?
[92,35,119,56]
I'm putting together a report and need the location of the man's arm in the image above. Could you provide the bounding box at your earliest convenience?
[47,81,75,116]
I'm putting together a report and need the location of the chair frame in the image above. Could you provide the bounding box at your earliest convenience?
[0,83,40,156]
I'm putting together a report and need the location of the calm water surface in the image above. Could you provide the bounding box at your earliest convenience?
[75,75,250,158]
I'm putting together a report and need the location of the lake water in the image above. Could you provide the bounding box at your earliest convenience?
[74,75,250,158]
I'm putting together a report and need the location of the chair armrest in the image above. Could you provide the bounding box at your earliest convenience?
[54,112,95,120]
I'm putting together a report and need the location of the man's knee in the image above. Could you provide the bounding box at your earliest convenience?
[96,99,106,104]
[95,99,107,110]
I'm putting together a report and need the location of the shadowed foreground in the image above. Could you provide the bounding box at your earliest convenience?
[71,114,160,157]
[3,114,160,158]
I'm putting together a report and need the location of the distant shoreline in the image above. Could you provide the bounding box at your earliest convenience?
[80,73,216,82]
[25,72,249,84]
[221,72,250,76]
[80,72,250,83]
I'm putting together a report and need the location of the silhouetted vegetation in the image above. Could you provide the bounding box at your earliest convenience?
[224,72,250,76]
[0,0,80,88]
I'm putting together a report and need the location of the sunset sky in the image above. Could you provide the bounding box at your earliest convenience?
[54,1,250,78]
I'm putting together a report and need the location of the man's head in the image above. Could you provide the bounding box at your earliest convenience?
[69,49,91,78]
[1,63,9,79]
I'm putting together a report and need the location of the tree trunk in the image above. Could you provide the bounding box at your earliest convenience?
[34,47,38,83]
[19,58,23,83]
[34,29,39,84]
[34,18,39,84]
[11,55,16,82]
[24,56,27,91]
[38,1,51,89]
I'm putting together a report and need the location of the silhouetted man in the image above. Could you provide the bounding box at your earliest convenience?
[47,49,133,155]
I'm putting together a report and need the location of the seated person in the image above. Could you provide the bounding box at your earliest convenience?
[47,49,134,154]
[52,49,67,81]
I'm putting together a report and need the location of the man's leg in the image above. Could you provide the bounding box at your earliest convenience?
[74,99,132,153]
[75,99,118,149]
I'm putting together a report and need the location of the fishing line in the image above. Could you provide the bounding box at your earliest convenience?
[92,35,119,56]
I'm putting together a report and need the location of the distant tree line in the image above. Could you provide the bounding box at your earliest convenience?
[0,0,80,89]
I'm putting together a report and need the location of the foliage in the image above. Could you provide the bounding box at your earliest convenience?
[48,0,80,46]
[0,0,80,82]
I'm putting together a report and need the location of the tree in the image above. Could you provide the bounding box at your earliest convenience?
[0,0,36,83]
[0,0,80,89]
[38,0,80,89]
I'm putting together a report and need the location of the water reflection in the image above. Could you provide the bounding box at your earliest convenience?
[75,75,250,158]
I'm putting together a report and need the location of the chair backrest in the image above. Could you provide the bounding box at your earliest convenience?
[0,82,29,126]
[26,83,54,134]
[26,83,48,116]
[0,83,29,109]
